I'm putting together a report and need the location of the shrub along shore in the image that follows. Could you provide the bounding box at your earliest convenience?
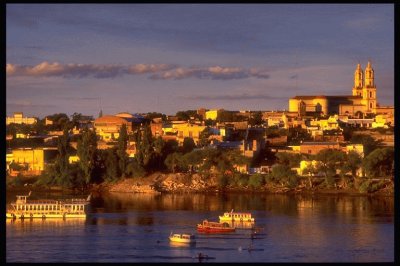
[7,172,394,196]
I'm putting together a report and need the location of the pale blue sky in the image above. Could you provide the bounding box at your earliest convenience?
[6,4,394,118]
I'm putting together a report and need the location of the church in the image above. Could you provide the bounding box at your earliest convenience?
[288,61,384,118]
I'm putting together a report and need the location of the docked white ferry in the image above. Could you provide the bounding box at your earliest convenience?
[6,192,91,219]
[219,209,255,223]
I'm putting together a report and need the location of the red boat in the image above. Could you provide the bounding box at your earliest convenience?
[197,219,236,233]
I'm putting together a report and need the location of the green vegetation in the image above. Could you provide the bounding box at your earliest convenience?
[363,147,394,178]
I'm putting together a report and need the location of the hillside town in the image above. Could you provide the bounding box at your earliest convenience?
[6,62,394,194]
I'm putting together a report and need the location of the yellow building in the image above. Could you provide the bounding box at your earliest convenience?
[172,122,207,145]
[6,112,37,125]
[205,109,223,120]
[371,114,390,128]
[308,115,340,131]
[10,148,58,174]
[93,115,132,141]
[289,62,381,117]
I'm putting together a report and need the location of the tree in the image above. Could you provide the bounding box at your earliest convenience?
[198,128,211,147]
[152,136,167,170]
[165,152,184,173]
[146,112,166,121]
[46,113,70,131]
[248,173,265,188]
[275,152,302,168]
[315,149,347,188]
[70,112,83,129]
[350,134,380,156]
[53,127,71,186]
[363,147,394,178]
[101,148,121,182]
[340,151,362,188]
[270,164,298,188]
[287,126,313,145]
[77,129,98,186]
[135,124,155,170]
[182,137,196,154]
[249,111,263,126]
[125,160,146,178]
[175,110,200,121]
[117,124,129,177]
[301,161,320,188]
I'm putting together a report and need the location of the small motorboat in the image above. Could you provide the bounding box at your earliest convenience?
[169,232,196,244]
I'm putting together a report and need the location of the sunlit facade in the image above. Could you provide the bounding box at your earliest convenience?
[6,112,37,125]
[289,62,381,117]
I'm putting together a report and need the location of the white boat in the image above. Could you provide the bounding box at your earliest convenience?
[6,191,91,219]
[169,232,196,244]
[219,209,255,223]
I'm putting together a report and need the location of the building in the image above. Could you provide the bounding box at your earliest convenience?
[6,112,37,125]
[9,147,58,175]
[93,114,133,141]
[205,109,224,120]
[288,62,383,117]
[299,141,341,155]
[240,128,265,159]
[172,122,207,145]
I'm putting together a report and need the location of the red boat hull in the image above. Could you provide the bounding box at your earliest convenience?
[197,225,235,233]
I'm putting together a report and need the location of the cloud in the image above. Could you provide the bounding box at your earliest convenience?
[7,62,271,81]
[149,66,270,80]
[183,93,284,101]
[6,62,177,79]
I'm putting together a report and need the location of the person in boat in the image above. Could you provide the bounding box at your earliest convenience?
[197,252,208,261]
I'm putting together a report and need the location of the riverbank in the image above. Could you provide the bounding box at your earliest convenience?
[102,173,394,196]
[6,172,394,196]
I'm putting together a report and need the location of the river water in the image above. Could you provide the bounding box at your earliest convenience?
[6,191,394,263]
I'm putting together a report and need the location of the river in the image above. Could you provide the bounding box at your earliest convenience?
[6,191,394,263]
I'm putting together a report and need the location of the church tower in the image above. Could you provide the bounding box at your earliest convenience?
[352,63,363,97]
[362,61,377,113]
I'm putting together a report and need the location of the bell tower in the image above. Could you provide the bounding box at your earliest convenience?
[352,63,363,97]
[362,61,377,113]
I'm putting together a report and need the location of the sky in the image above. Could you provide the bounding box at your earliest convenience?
[6,4,394,119]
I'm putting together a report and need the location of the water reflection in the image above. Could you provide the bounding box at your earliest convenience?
[7,218,86,227]
[169,241,197,248]
[6,191,394,262]
[91,192,393,222]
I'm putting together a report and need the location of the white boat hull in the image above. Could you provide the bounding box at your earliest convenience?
[6,212,87,219]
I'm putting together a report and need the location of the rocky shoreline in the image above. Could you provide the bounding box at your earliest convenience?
[96,173,394,196]
[7,172,394,196]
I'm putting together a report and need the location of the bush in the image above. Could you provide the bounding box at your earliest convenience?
[323,175,336,189]
[125,160,147,178]
[217,174,229,189]
[232,173,248,187]
[248,174,265,188]
[287,175,299,188]
[7,173,24,187]
[358,180,372,193]
[264,173,277,184]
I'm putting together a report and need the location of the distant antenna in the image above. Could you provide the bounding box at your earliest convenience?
[98,97,103,118]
